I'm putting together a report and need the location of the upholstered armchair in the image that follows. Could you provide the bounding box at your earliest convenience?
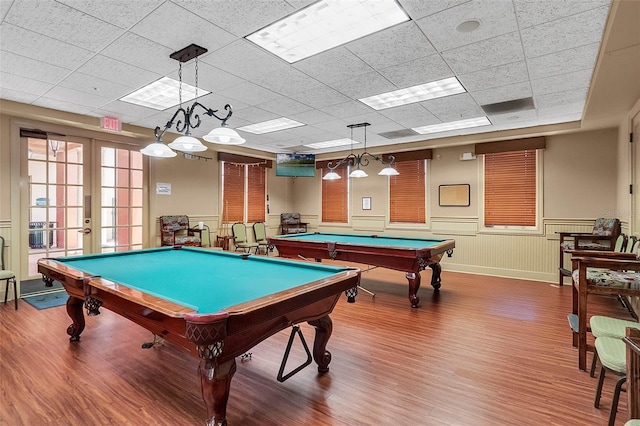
[279,213,308,234]
[159,215,201,247]
[558,218,621,286]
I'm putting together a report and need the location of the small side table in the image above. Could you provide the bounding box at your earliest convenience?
[216,235,233,251]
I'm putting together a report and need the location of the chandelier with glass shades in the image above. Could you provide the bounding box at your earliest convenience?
[322,122,399,180]
[141,44,245,158]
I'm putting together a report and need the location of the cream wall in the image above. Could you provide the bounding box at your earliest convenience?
[1,99,638,305]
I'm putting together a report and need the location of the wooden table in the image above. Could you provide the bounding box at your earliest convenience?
[625,327,640,419]
[216,235,233,250]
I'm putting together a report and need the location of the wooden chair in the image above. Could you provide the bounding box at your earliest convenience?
[252,222,269,255]
[624,327,640,420]
[1,236,17,310]
[569,250,640,370]
[558,218,621,286]
[231,223,259,253]
[159,215,201,247]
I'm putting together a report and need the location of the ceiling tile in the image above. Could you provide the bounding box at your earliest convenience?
[531,69,593,97]
[75,54,162,89]
[253,66,325,98]
[330,72,396,100]
[217,82,281,107]
[397,0,470,20]
[173,0,295,38]
[129,2,236,52]
[0,72,53,96]
[44,85,112,109]
[0,50,71,84]
[422,92,485,121]
[441,31,525,75]
[379,54,453,88]
[56,0,164,29]
[99,32,176,74]
[201,39,289,81]
[256,97,313,117]
[0,23,94,69]
[416,0,518,52]
[527,43,600,80]
[0,88,41,104]
[346,21,437,69]
[520,6,610,58]
[58,72,135,99]
[514,0,611,28]
[289,86,352,109]
[293,47,374,85]
[535,88,588,109]
[458,61,528,91]
[4,1,124,52]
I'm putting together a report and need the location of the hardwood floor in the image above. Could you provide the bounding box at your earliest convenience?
[0,265,636,426]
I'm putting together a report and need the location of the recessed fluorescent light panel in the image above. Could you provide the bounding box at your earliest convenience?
[245,0,410,63]
[359,77,466,110]
[237,117,305,134]
[412,116,492,134]
[304,138,360,149]
[120,77,209,110]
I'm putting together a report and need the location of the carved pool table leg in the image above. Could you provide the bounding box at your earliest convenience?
[429,263,442,291]
[406,272,421,308]
[308,315,333,373]
[200,358,237,426]
[65,296,85,341]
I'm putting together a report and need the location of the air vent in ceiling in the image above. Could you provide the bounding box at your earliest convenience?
[481,97,535,115]
[378,129,418,139]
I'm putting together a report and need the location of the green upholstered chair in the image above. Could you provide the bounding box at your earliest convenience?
[252,222,269,255]
[589,316,640,376]
[625,421,640,426]
[593,336,627,426]
[1,236,17,310]
[231,223,259,254]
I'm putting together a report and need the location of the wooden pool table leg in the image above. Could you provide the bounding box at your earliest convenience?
[65,295,85,341]
[308,315,333,373]
[199,358,237,426]
[406,272,421,308]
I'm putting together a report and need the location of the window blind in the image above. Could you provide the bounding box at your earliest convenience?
[322,163,349,223]
[222,162,245,223]
[247,164,266,222]
[389,160,425,223]
[484,150,536,226]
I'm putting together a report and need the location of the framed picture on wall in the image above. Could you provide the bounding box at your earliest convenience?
[439,184,470,207]
[362,197,371,210]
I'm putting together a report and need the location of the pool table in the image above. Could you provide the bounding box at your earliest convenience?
[268,232,455,308]
[37,246,360,426]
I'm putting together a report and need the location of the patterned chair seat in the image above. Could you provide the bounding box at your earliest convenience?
[572,268,640,290]
[160,215,201,247]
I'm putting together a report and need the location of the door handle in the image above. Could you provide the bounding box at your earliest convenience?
[78,228,91,234]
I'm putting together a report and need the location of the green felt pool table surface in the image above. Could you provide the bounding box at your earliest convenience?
[51,246,353,314]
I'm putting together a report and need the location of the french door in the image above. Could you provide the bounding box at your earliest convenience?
[22,132,145,279]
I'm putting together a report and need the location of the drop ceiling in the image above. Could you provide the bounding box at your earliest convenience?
[0,0,634,155]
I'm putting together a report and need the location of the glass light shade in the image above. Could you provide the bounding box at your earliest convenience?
[168,135,207,152]
[378,166,399,176]
[349,168,368,178]
[203,125,246,145]
[140,141,177,158]
[322,171,341,180]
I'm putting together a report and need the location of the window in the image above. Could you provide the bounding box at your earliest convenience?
[484,150,537,227]
[322,163,349,223]
[389,160,426,223]
[221,162,266,223]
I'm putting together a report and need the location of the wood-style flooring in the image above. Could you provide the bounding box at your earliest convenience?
[0,264,636,426]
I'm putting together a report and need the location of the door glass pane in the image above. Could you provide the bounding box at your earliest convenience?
[131,170,143,188]
[131,226,142,245]
[102,167,115,186]
[67,164,83,185]
[116,149,129,168]
[29,161,46,183]
[102,147,115,167]
[102,207,115,227]
[131,151,142,169]
[49,162,65,184]
[48,140,65,162]
[49,186,64,206]
[131,189,143,206]
[66,185,82,206]
[66,229,83,250]
[116,168,129,187]
[116,188,129,207]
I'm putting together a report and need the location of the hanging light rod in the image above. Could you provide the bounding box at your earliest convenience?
[322,122,399,180]
[141,44,245,158]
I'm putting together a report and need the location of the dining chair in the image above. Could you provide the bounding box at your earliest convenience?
[231,223,259,254]
[1,236,18,310]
